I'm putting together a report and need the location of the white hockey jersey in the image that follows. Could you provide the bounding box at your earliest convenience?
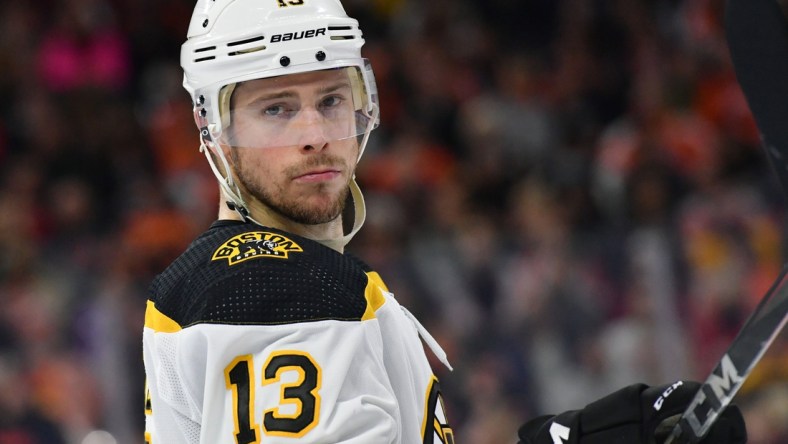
[143,221,453,443]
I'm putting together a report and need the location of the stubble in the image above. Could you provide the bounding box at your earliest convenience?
[231,149,351,225]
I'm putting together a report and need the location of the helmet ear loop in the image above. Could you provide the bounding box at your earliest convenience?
[198,123,251,221]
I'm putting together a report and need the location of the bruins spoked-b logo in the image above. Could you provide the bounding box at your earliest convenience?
[212,231,303,266]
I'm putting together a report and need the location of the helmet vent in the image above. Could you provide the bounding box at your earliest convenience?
[328,26,356,41]
[193,45,217,62]
[228,46,267,56]
[225,35,267,57]
[227,35,266,47]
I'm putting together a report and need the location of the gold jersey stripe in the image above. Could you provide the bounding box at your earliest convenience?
[366,271,389,292]
[145,300,183,333]
[421,376,437,439]
[361,272,388,321]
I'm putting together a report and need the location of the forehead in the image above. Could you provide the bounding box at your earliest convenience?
[233,68,352,99]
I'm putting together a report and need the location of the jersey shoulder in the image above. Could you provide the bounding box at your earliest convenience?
[148,221,374,328]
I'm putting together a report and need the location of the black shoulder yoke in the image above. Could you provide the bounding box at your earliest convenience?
[148,221,370,327]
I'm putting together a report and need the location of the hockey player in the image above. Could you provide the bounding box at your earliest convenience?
[142,0,747,443]
[143,1,453,442]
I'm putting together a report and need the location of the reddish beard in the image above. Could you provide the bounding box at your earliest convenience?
[232,150,351,225]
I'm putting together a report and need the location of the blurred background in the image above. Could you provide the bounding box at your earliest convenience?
[0,0,787,442]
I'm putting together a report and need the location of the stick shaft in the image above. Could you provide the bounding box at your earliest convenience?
[664,267,788,443]
[664,1,788,441]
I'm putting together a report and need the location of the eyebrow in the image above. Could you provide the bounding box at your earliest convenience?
[243,81,352,106]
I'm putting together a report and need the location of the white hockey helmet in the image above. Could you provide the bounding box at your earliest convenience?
[181,0,378,234]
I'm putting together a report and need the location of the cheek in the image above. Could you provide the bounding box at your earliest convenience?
[234,149,276,178]
[340,139,361,164]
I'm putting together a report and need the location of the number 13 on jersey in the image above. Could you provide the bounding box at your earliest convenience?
[225,351,321,443]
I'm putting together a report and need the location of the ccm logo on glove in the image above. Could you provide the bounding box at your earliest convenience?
[653,380,683,411]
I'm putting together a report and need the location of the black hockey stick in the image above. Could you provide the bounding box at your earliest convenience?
[663,270,788,443]
[664,0,788,442]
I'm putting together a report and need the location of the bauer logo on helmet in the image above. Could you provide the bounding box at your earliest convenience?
[270,28,326,43]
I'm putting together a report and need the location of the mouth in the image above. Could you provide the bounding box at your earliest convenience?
[293,168,342,183]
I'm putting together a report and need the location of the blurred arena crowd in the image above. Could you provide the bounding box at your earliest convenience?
[0,0,787,443]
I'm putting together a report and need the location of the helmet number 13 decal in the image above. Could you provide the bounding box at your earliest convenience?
[277,0,305,7]
[225,351,322,443]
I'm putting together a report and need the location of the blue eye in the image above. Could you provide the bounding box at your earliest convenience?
[264,104,286,117]
[320,95,342,109]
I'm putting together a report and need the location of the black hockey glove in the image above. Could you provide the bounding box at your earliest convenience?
[517,381,746,444]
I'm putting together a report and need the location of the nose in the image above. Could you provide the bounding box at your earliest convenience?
[294,107,328,151]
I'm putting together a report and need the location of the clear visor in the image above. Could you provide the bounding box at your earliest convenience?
[217,65,378,150]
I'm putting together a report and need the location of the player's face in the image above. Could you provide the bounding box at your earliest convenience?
[226,69,360,225]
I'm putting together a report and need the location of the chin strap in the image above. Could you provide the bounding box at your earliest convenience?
[200,129,251,222]
[312,178,366,252]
